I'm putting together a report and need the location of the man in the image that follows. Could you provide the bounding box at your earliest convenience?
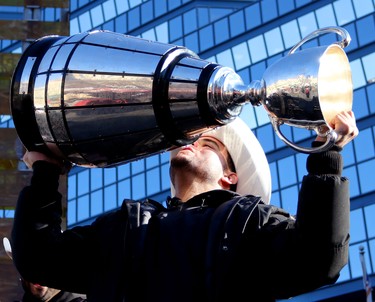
[20,280,86,302]
[3,237,86,302]
[11,111,358,302]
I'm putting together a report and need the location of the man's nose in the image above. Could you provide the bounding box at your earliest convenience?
[191,141,200,148]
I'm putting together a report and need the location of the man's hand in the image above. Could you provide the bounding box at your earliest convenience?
[316,111,359,148]
[23,151,72,175]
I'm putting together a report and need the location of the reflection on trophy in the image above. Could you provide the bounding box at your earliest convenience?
[10,26,352,168]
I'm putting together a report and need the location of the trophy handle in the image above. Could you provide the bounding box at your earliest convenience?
[270,118,338,154]
[289,26,351,55]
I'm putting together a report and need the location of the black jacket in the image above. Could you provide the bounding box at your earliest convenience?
[12,147,350,302]
[22,290,86,302]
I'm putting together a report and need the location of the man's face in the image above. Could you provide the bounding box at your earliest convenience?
[170,135,232,183]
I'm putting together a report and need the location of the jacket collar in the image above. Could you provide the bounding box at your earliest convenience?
[166,189,239,209]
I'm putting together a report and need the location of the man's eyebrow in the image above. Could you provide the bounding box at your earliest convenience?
[200,137,222,150]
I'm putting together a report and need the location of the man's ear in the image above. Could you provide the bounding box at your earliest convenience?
[220,172,238,189]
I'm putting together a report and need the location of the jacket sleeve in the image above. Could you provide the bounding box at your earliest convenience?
[239,145,350,299]
[11,161,96,294]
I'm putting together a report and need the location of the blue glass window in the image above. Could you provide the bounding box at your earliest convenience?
[365,204,375,238]
[281,20,301,49]
[118,164,130,179]
[78,195,90,221]
[68,174,77,199]
[78,170,89,195]
[147,168,161,195]
[270,191,281,208]
[292,127,312,143]
[161,162,171,191]
[67,199,77,224]
[91,169,103,190]
[352,0,374,18]
[350,59,367,89]
[261,0,278,23]
[104,167,117,185]
[367,84,375,114]
[229,11,245,37]
[216,49,234,70]
[184,32,199,53]
[128,6,140,31]
[132,173,146,200]
[356,16,375,46]
[129,0,142,7]
[132,159,145,174]
[277,0,294,15]
[278,156,297,188]
[141,1,153,24]
[316,4,337,28]
[264,27,284,56]
[353,88,369,119]
[43,8,55,22]
[115,13,127,32]
[155,22,169,43]
[362,52,375,83]
[115,0,129,14]
[343,166,360,197]
[334,0,356,26]
[103,0,116,21]
[154,0,167,17]
[255,104,270,126]
[295,153,308,182]
[90,190,103,217]
[118,179,131,201]
[256,123,274,153]
[210,8,232,22]
[142,28,156,40]
[214,19,229,45]
[91,5,104,27]
[297,12,318,38]
[232,42,250,70]
[183,9,197,34]
[199,25,214,51]
[78,11,92,32]
[342,140,356,166]
[269,161,279,191]
[295,0,311,7]
[244,3,261,30]
[103,20,114,31]
[168,0,181,11]
[236,68,250,85]
[280,185,298,215]
[69,18,80,35]
[197,8,209,27]
[146,155,159,169]
[169,16,183,41]
[358,159,375,194]
[350,209,367,243]
[104,184,117,211]
[248,35,267,63]
[355,128,375,161]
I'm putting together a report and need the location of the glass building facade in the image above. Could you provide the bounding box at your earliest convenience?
[1,0,374,301]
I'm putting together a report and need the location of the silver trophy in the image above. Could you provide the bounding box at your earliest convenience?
[10,27,352,168]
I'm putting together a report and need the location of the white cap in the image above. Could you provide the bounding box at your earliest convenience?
[170,118,272,204]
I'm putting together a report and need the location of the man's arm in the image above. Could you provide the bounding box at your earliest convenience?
[11,155,92,293]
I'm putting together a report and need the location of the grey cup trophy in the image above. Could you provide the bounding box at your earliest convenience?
[10,27,352,168]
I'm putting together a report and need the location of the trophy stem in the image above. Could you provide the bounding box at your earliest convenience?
[206,67,264,123]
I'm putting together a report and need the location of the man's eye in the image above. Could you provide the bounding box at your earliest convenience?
[203,143,214,149]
